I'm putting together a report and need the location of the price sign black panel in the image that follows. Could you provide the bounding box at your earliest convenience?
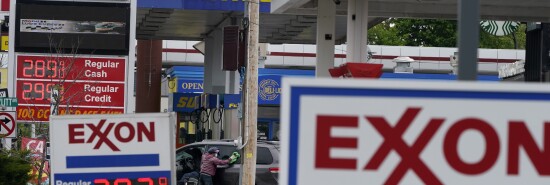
[15,1,130,55]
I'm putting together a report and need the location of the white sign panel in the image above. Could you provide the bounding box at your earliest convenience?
[280,78,550,185]
[50,113,176,185]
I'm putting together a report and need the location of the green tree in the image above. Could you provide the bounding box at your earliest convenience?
[367,19,406,46]
[393,19,458,47]
[368,18,526,49]
[0,149,32,185]
[479,24,526,49]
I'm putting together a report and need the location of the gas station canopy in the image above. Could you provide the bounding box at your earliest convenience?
[137,0,550,44]
[272,0,550,22]
[136,1,384,44]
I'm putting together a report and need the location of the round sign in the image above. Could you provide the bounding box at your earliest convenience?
[480,21,520,36]
[0,112,16,138]
[259,78,281,101]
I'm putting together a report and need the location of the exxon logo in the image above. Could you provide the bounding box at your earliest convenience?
[68,119,155,151]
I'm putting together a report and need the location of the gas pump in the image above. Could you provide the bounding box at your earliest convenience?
[192,93,239,141]
[171,92,242,145]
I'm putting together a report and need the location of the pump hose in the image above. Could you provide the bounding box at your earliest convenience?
[192,109,201,125]
[200,108,210,123]
[212,108,224,124]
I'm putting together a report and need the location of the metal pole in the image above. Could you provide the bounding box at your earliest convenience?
[457,0,480,81]
[242,0,259,184]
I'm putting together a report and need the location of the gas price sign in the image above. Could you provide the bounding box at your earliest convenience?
[16,54,127,122]
[50,113,176,185]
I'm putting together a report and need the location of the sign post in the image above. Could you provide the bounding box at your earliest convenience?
[281,78,550,185]
[49,113,176,185]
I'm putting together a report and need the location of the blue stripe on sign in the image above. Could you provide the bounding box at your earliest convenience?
[66,154,159,168]
[287,86,550,185]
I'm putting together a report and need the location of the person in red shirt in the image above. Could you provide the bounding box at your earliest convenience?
[200,147,236,185]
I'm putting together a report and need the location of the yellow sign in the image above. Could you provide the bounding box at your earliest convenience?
[176,96,197,108]
[168,78,178,93]
[1,36,7,51]
[228,103,238,108]
[0,68,6,89]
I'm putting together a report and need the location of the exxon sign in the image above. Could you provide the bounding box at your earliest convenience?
[280,78,550,185]
[50,113,176,185]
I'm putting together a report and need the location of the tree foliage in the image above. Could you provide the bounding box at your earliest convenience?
[368,18,526,49]
[367,20,406,46]
[479,24,526,49]
[0,149,32,185]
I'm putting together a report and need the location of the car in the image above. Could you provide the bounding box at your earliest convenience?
[95,22,125,34]
[176,140,279,185]
[74,22,96,32]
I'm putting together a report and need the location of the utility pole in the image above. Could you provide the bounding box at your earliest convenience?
[241,0,259,184]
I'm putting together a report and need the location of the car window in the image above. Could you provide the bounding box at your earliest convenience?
[213,145,238,160]
[256,147,273,164]
[211,145,273,164]
[177,145,205,161]
[176,150,193,161]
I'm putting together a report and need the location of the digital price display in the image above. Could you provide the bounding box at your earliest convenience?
[16,54,127,121]
[17,55,126,81]
[54,171,172,185]
[20,58,67,79]
[93,177,168,185]
[18,81,60,102]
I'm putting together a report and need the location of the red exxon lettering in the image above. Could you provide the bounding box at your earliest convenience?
[444,118,500,175]
[68,119,156,151]
[137,122,155,142]
[115,122,135,143]
[508,121,550,175]
[313,107,550,183]
[68,124,85,143]
[365,107,445,185]
[315,115,358,169]
[87,119,119,151]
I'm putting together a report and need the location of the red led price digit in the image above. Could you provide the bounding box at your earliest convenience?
[35,60,45,78]
[21,82,32,100]
[34,83,44,100]
[137,178,153,185]
[59,60,66,78]
[158,177,167,185]
[45,83,53,101]
[114,178,131,185]
[47,60,58,78]
[22,59,33,78]
[94,179,110,185]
